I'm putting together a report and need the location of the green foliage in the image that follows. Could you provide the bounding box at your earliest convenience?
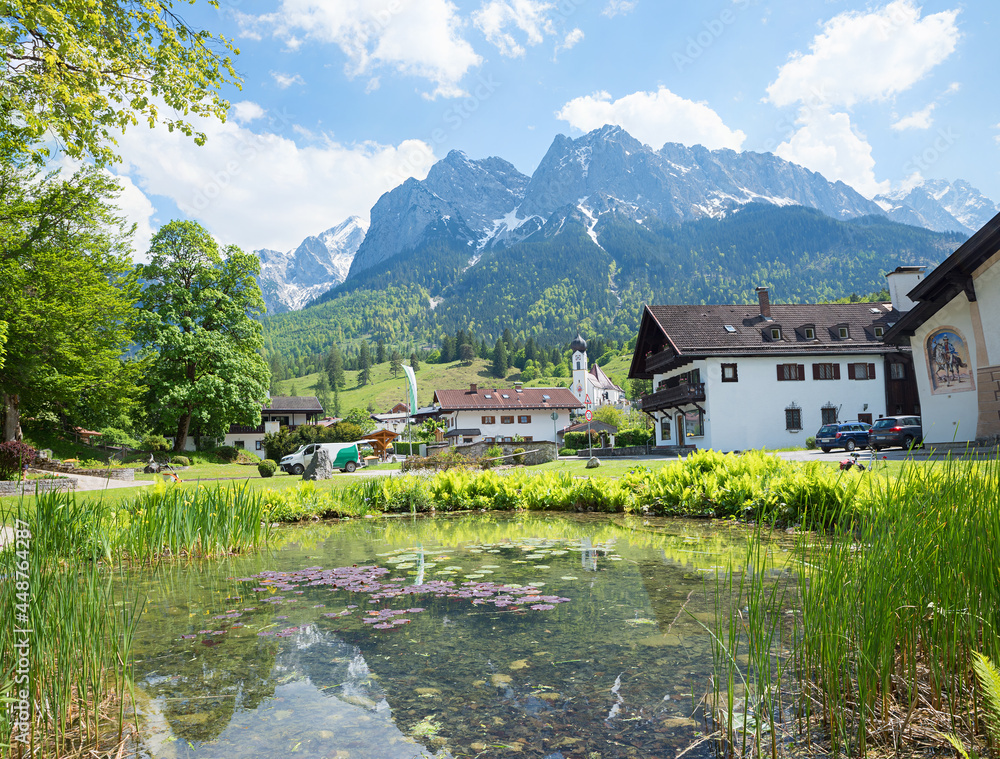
[805,435,817,449]
[491,339,508,378]
[341,407,376,433]
[592,404,624,428]
[213,446,240,463]
[615,427,652,447]
[169,455,191,467]
[0,0,240,165]
[140,433,170,452]
[136,220,270,452]
[98,427,136,448]
[512,447,526,465]
[558,447,577,456]
[258,459,277,478]
[0,163,141,441]
[482,444,504,469]
[0,439,35,479]
[564,430,599,449]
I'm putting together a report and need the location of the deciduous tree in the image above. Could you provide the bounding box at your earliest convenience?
[0,163,141,441]
[136,220,269,452]
[1,0,240,164]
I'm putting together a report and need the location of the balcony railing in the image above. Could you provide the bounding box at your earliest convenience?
[639,383,706,412]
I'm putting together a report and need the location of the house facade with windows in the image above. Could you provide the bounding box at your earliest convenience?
[211,396,324,453]
[627,287,918,451]
[884,212,1000,443]
[433,384,582,445]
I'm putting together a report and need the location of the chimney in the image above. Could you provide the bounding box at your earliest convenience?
[514,381,523,392]
[755,286,772,320]
[885,266,925,313]
[469,383,478,393]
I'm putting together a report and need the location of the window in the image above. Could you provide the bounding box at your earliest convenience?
[234,440,245,449]
[685,409,705,438]
[483,437,495,443]
[575,360,581,370]
[770,327,782,340]
[660,416,672,441]
[848,363,876,380]
[821,406,837,425]
[874,326,885,338]
[463,437,474,444]
[255,440,263,451]
[721,363,738,382]
[838,326,850,339]
[777,363,805,381]
[481,415,495,424]
[804,327,816,340]
[501,416,514,424]
[521,436,533,443]
[889,362,906,380]
[502,436,513,443]
[785,407,802,431]
[812,363,840,380]
[518,415,531,424]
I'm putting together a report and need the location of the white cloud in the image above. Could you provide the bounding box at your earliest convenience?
[231,101,267,124]
[556,88,746,151]
[891,103,936,131]
[555,28,584,57]
[775,108,889,198]
[114,110,437,254]
[246,0,480,99]
[473,0,555,57]
[766,1,960,109]
[271,71,306,89]
[602,0,637,18]
[112,174,158,259]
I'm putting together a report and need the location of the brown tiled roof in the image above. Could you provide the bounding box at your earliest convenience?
[434,386,582,411]
[629,301,906,379]
[264,396,324,413]
[646,302,898,354]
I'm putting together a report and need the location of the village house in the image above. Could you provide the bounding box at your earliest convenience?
[884,211,1000,444]
[433,383,582,445]
[173,395,325,452]
[627,283,920,452]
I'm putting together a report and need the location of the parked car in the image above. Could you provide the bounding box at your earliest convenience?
[868,416,923,451]
[815,421,872,453]
[279,442,365,475]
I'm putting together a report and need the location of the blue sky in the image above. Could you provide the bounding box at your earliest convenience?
[111,0,999,256]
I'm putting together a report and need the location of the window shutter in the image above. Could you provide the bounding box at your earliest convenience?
[833,364,841,380]
[776,365,784,381]
[868,363,876,379]
[812,364,820,380]
[848,363,856,380]
[797,364,805,380]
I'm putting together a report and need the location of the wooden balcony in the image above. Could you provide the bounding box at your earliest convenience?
[638,383,706,412]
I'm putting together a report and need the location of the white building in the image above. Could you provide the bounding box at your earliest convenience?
[176,396,325,453]
[570,334,628,408]
[627,288,918,452]
[434,384,582,445]
[885,213,1000,443]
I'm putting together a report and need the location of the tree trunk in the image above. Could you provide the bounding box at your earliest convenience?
[174,412,192,453]
[1,391,21,442]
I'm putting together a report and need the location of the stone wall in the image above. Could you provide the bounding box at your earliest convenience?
[0,476,76,496]
[73,467,136,481]
[575,445,651,457]
[454,441,558,466]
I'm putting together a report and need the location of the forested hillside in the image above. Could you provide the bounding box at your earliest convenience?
[262,204,963,372]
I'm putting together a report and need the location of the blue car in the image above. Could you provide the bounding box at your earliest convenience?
[815,421,872,453]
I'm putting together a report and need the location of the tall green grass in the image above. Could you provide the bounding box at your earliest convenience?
[0,483,273,756]
[713,453,1000,757]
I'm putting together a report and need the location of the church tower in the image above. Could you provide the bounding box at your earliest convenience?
[570,332,589,405]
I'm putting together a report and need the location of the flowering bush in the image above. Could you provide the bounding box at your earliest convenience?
[0,440,37,480]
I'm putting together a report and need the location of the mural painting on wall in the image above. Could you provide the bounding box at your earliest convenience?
[926,327,976,395]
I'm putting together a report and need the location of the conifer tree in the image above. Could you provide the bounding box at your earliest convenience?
[410,352,420,372]
[492,339,509,379]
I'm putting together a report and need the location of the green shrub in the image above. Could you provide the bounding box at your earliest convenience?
[98,427,135,448]
[235,449,262,464]
[170,455,191,467]
[559,448,577,456]
[258,459,277,478]
[805,436,817,449]
[616,427,653,447]
[140,433,170,452]
[214,445,240,463]
[481,444,504,469]
[0,440,37,480]
[564,430,599,449]
[512,447,526,465]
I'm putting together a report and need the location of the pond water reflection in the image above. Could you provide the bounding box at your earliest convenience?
[130,514,793,759]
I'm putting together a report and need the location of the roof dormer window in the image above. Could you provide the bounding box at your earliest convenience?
[800,325,816,340]
[770,327,782,340]
[838,326,850,339]
[873,326,884,338]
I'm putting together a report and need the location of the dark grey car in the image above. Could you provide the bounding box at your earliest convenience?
[868,416,923,450]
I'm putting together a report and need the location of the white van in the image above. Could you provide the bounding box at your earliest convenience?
[279,442,364,475]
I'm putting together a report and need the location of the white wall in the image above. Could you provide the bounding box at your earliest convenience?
[975,252,1000,365]
[911,294,981,443]
[449,409,570,443]
[652,355,890,451]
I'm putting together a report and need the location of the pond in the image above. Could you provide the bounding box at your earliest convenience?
[129,514,794,759]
